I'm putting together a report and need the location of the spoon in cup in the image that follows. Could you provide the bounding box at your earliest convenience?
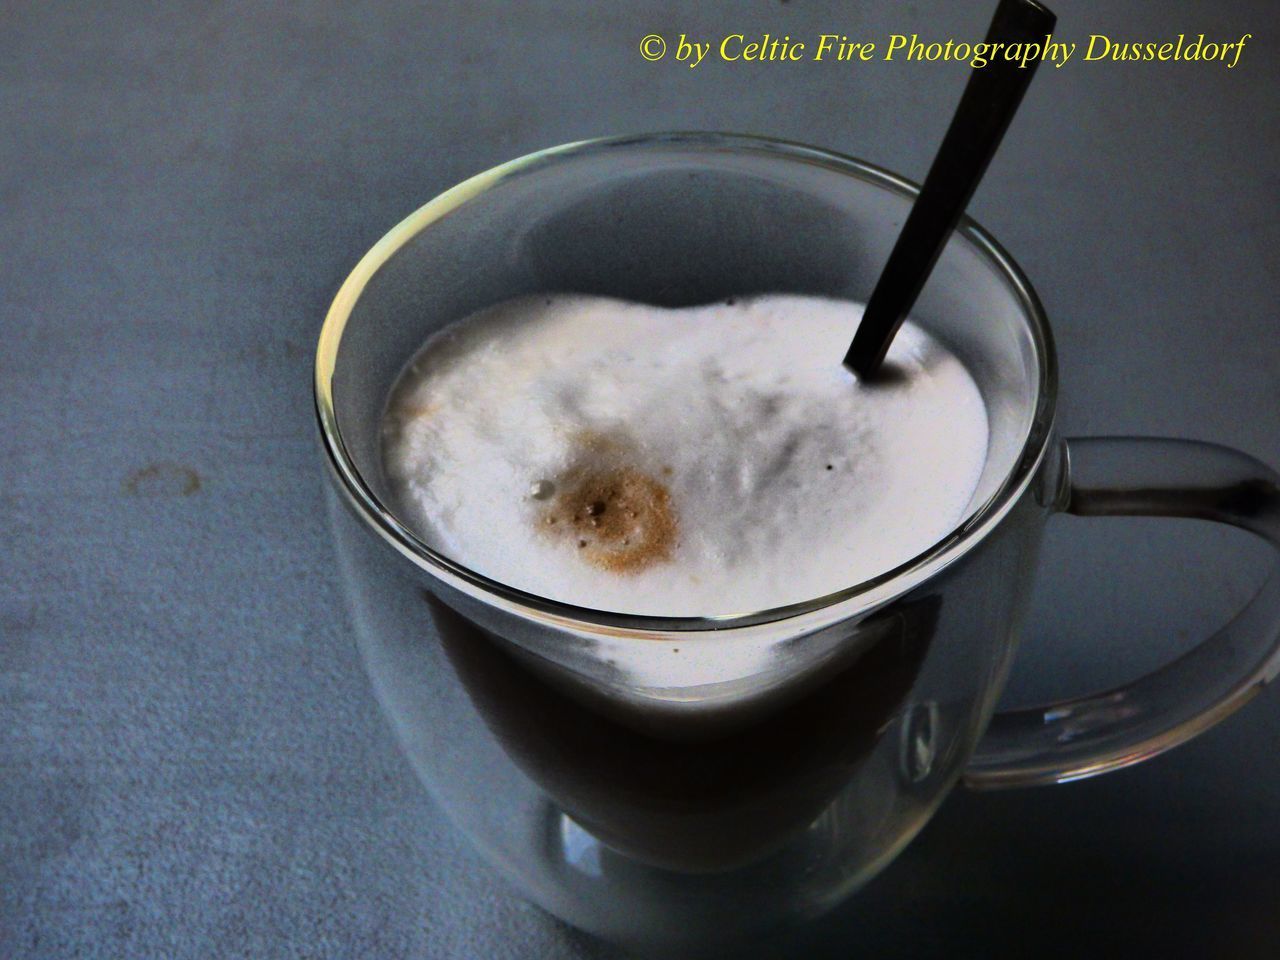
[844,0,1058,379]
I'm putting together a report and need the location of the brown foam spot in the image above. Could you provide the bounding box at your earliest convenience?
[539,464,677,574]
[395,400,440,422]
[569,429,625,457]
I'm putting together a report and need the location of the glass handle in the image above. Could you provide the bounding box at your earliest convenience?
[965,436,1280,789]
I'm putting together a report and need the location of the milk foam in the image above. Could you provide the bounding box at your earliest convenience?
[381,295,989,617]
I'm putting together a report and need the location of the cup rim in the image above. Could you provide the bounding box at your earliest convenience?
[315,131,1058,633]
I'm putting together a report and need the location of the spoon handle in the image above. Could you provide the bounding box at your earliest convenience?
[845,0,1057,378]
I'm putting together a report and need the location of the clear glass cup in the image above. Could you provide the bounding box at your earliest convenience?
[315,133,1280,954]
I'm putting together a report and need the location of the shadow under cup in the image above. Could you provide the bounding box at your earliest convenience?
[317,134,1056,949]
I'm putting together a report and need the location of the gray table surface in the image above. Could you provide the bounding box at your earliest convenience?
[3,1,1278,957]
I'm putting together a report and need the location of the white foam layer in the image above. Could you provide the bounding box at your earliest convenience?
[381,295,988,617]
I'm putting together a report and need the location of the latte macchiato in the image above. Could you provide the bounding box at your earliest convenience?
[381,295,989,616]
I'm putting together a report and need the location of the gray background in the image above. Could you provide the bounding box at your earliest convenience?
[2,1,1277,956]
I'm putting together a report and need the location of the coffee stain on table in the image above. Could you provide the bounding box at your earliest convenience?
[124,462,202,497]
[235,339,308,362]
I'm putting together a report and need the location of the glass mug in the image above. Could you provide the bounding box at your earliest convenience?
[314,133,1280,953]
